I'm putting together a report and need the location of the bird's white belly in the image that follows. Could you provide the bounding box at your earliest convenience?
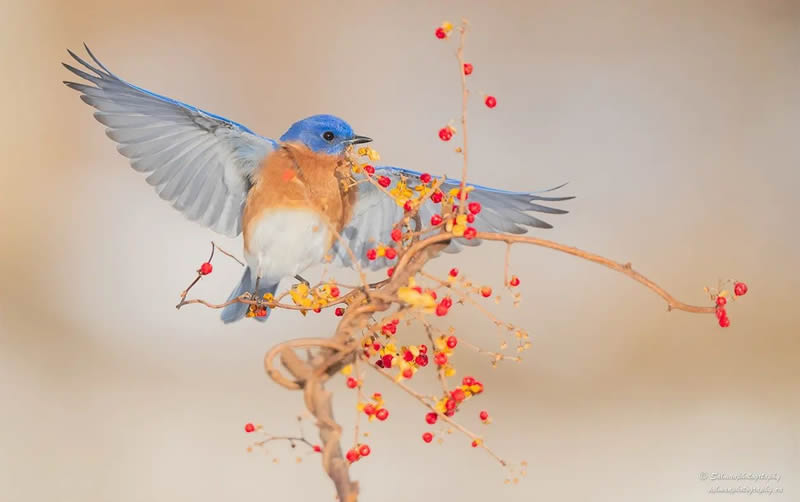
[244,208,330,284]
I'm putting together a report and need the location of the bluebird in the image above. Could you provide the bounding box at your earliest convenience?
[63,46,572,323]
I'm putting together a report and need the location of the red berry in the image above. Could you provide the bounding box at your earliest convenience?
[441,297,453,308]
[451,388,466,402]
[462,376,475,386]
[346,377,358,388]
[434,352,448,366]
[415,354,429,366]
[313,307,321,313]
[438,127,453,141]
[346,449,359,462]
[449,268,459,277]
[431,191,443,203]
[359,444,371,456]
[445,398,456,411]
[446,335,458,349]
[335,307,345,317]
[715,307,727,320]
[386,267,394,277]
[403,200,413,212]
[376,408,389,421]
[471,440,480,448]
[419,344,428,354]
[391,228,403,242]
[402,368,413,379]
[468,202,481,214]
[384,247,397,259]
[255,308,268,317]
[404,350,414,362]
[466,214,475,223]
[313,445,322,453]
[480,286,492,297]
[463,63,473,75]
[329,286,340,298]
[420,173,432,183]
[378,176,391,188]
[366,248,377,260]
[422,432,434,443]
[509,276,520,287]
[363,165,375,175]
[435,27,446,39]
[716,296,727,306]
[485,95,497,108]
[372,342,381,351]
[479,410,489,421]
[363,404,376,416]
[430,214,443,225]
[382,354,394,368]
[734,282,748,296]
[244,423,255,433]
[435,303,449,317]
[426,412,438,424]
[463,227,477,240]
[375,359,384,368]
[719,316,731,328]
[199,262,213,275]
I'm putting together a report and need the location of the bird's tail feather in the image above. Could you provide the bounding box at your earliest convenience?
[220,267,278,324]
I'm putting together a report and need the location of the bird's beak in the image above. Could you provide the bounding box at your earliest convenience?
[349,135,373,145]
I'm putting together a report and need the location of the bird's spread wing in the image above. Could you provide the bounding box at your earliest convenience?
[63,45,277,237]
[331,167,573,269]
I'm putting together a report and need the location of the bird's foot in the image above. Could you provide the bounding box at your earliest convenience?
[294,274,310,287]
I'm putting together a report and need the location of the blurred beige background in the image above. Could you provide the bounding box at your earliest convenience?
[1,0,798,500]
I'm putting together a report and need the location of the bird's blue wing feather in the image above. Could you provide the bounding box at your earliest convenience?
[63,45,277,237]
[331,167,574,269]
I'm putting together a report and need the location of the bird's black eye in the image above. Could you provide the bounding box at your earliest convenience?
[322,131,335,141]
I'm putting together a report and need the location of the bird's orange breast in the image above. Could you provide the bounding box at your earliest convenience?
[242,144,357,255]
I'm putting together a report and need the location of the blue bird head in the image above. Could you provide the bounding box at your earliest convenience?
[280,114,372,155]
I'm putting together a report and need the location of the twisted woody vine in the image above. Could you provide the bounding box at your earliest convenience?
[175,19,749,502]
